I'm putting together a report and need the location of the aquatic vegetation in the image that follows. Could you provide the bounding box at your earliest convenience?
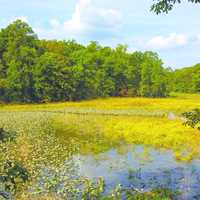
[52,113,200,161]
[0,128,16,142]
[0,161,29,195]
[125,188,177,200]
[0,94,200,199]
[0,112,76,199]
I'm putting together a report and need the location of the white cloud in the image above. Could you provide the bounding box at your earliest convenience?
[35,0,122,40]
[146,33,188,50]
[63,0,122,34]
[97,9,122,27]
[63,0,90,34]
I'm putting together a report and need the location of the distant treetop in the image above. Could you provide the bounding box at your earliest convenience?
[151,0,200,14]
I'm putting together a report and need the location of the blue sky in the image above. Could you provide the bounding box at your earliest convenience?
[0,0,200,69]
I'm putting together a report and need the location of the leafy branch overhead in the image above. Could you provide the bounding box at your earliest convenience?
[151,0,200,14]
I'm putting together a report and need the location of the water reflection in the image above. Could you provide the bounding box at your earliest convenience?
[73,145,200,199]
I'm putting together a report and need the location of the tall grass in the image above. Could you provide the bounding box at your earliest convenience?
[1,93,200,115]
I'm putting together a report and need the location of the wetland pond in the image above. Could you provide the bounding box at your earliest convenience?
[71,144,200,199]
[1,111,200,199]
[37,143,200,199]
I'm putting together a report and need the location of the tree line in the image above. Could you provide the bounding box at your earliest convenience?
[0,20,199,103]
[169,64,200,93]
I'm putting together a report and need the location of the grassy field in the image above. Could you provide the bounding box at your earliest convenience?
[0,93,200,199]
[1,93,200,157]
[1,93,200,114]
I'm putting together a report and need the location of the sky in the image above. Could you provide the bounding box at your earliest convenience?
[0,0,200,69]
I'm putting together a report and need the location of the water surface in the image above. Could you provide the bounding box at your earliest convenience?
[73,145,200,199]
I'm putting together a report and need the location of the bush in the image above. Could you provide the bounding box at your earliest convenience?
[182,109,200,130]
[0,128,16,142]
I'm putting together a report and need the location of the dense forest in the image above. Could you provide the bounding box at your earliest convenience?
[0,20,199,103]
[170,64,200,93]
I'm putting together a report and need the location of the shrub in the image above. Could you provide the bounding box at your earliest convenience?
[182,109,200,130]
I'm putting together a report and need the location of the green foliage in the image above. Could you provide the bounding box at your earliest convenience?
[125,188,177,200]
[0,127,28,198]
[0,20,39,102]
[192,71,200,93]
[34,52,75,102]
[151,0,200,14]
[0,161,29,195]
[0,20,189,103]
[139,52,168,97]
[82,178,105,200]
[0,128,16,142]
[170,64,200,93]
[182,108,200,130]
